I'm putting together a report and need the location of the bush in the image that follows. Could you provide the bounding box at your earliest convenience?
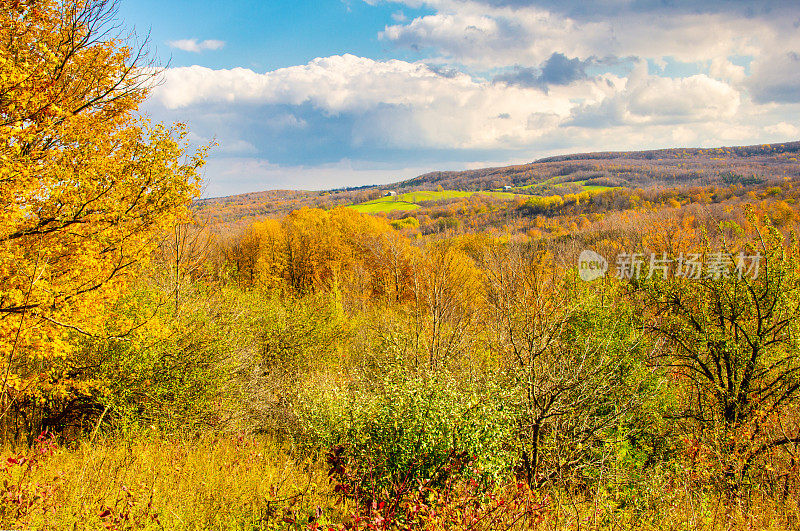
[326,447,550,530]
[229,291,349,438]
[75,285,234,434]
[298,367,514,493]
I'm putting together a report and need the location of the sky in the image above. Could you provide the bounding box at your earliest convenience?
[118,0,800,197]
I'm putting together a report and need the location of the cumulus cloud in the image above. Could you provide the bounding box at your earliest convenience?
[151,54,593,149]
[748,52,800,103]
[147,0,800,193]
[167,38,226,53]
[380,9,583,66]
[370,1,798,126]
[708,57,747,83]
[765,121,800,139]
[568,63,741,127]
[150,52,760,164]
[451,0,785,19]
[494,53,591,89]
[154,55,480,111]
[377,0,792,69]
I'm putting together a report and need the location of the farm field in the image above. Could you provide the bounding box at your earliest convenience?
[510,179,616,192]
[349,189,520,213]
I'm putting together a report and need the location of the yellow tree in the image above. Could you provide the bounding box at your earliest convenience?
[411,241,483,369]
[0,0,205,439]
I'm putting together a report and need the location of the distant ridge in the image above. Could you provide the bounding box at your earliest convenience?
[194,140,800,224]
[533,141,800,164]
[392,140,800,191]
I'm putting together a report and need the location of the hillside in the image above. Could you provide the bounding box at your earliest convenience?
[13,0,800,528]
[194,141,800,224]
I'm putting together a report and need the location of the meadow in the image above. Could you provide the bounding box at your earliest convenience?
[349,190,519,214]
[4,433,797,529]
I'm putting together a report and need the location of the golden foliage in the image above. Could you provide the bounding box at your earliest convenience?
[0,0,206,432]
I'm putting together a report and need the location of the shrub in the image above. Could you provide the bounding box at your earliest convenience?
[325,446,550,530]
[298,368,514,493]
[76,285,234,434]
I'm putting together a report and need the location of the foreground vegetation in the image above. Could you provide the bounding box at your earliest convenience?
[7,196,800,529]
[4,1,800,529]
[3,433,798,529]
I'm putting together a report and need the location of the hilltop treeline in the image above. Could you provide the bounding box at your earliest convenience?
[398,142,800,191]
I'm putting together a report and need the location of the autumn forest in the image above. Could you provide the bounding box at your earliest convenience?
[4,1,800,529]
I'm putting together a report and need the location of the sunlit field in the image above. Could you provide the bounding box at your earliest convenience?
[349,190,520,214]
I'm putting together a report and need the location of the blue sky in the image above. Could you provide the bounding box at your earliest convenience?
[119,0,434,71]
[121,0,800,197]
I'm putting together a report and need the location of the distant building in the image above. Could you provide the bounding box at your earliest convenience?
[383,191,397,197]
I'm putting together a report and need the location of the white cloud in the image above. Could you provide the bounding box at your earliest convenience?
[152,54,596,149]
[200,158,438,196]
[167,38,226,53]
[708,58,746,84]
[765,121,800,139]
[381,9,582,66]
[748,52,800,104]
[624,72,740,123]
[379,4,772,68]
[142,1,800,195]
[568,62,741,127]
[155,55,475,112]
[149,52,787,164]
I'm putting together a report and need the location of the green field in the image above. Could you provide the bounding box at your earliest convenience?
[508,180,615,193]
[581,184,614,192]
[349,190,518,214]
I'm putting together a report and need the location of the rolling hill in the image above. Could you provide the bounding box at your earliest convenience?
[194,141,800,224]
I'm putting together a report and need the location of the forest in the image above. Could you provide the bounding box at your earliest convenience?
[3,1,800,529]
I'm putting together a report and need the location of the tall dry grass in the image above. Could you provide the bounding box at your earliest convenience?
[0,432,333,529]
[0,433,797,530]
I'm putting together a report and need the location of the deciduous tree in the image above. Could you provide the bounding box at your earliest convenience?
[0,0,205,440]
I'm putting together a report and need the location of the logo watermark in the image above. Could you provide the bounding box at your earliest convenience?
[578,250,762,281]
[578,250,608,282]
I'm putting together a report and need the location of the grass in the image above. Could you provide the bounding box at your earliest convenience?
[2,434,798,529]
[507,180,616,193]
[349,198,421,214]
[350,184,618,214]
[582,184,615,192]
[0,434,333,530]
[349,190,519,214]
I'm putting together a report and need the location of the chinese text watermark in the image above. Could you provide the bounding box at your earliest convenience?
[579,250,762,281]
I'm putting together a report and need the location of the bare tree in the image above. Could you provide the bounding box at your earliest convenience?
[640,211,800,485]
[156,219,214,312]
[410,241,481,369]
[483,241,648,487]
